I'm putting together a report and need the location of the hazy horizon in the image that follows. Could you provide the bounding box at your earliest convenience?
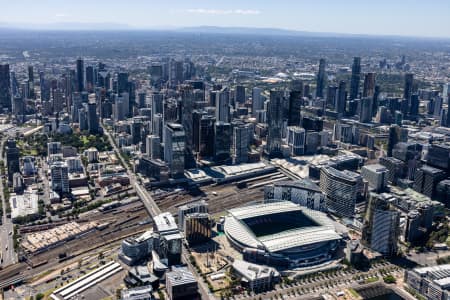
[1,0,450,38]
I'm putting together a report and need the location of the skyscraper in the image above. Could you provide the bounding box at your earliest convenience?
[350,57,361,100]
[251,87,263,117]
[361,164,388,192]
[213,122,231,163]
[232,123,252,164]
[215,88,230,122]
[164,123,186,178]
[0,64,12,111]
[76,58,84,92]
[235,85,246,104]
[336,81,347,116]
[363,73,375,98]
[326,85,338,109]
[117,72,129,95]
[266,90,284,158]
[87,102,99,134]
[404,73,414,101]
[51,161,70,194]
[85,65,94,92]
[362,193,399,257]
[387,125,408,157]
[6,140,20,182]
[198,115,215,158]
[359,97,373,123]
[286,126,306,156]
[316,58,326,98]
[288,80,303,126]
[320,167,363,218]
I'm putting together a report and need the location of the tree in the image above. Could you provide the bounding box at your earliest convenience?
[383,274,397,284]
[35,293,44,300]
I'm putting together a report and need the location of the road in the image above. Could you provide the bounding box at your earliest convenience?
[102,126,161,216]
[243,262,404,300]
[102,125,214,300]
[0,136,16,267]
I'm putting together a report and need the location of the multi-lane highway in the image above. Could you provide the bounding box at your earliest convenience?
[0,134,17,267]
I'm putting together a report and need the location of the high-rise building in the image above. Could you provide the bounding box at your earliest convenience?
[117,72,129,95]
[216,88,230,122]
[404,73,414,102]
[426,143,450,171]
[443,82,450,103]
[433,96,443,117]
[413,165,447,198]
[326,85,337,109]
[336,81,347,116]
[87,102,99,134]
[359,97,373,123]
[164,123,185,178]
[266,90,284,158]
[0,64,12,111]
[183,213,212,245]
[316,58,326,98]
[251,87,263,117]
[288,81,303,126]
[151,92,164,117]
[286,126,306,156]
[232,123,252,164]
[50,161,70,194]
[409,94,420,117]
[361,164,388,192]
[436,180,450,206]
[213,122,231,163]
[350,57,361,100]
[47,142,62,156]
[198,115,215,158]
[6,140,20,182]
[76,58,84,92]
[85,65,94,92]
[363,73,376,98]
[178,200,208,230]
[387,125,408,157]
[320,167,363,218]
[146,135,161,160]
[235,85,246,104]
[28,65,34,83]
[379,156,406,185]
[362,193,399,256]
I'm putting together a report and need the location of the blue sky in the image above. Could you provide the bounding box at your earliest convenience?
[1,0,450,37]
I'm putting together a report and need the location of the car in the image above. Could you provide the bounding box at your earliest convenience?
[8,231,12,235]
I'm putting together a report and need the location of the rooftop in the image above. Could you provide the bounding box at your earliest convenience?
[9,191,39,219]
[232,259,280,281]
[225,201,341,252]
[166,266,197,286]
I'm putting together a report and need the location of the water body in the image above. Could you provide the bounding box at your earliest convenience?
[365,292,405,300]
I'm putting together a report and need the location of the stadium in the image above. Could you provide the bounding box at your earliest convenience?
[224,201,342,268]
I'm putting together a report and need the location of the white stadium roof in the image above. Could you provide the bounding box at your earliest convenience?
[224,201,341,253]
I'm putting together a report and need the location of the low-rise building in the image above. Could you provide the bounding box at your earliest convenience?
[121,286,153,300]
[406,264,450,300]
[9,190,39,221]
[232,260,280,292]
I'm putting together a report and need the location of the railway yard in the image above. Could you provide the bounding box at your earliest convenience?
[154,169,291,217]
[0,200,150,284]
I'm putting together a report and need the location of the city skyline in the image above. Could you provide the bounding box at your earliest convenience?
[1,0,450,38]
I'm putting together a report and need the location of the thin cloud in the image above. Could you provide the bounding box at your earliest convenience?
[186,9,261,15]
[55,13,69,18]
